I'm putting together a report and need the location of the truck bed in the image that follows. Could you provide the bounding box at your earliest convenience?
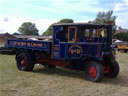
[7,40,52,53]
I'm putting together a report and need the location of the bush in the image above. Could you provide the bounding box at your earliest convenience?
[114,32,128,41]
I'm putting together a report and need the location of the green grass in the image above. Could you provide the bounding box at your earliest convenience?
[0,52,128,96]
[0,42,5,45]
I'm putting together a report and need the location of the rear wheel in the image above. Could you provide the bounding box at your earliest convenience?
[85,61,104,82]
[16,53,34,71]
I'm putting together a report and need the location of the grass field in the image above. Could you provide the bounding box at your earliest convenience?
[0,42,5,45]
[0,52,128,96]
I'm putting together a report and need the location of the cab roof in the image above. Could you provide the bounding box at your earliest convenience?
[53,23,111,27]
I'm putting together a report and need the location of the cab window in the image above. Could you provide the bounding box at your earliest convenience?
[68,27,77,42]
[77,27,107,42]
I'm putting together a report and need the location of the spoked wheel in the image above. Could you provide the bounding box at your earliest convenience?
[88,66,97,78]
[16,53,34,71]
[20,58,26,68]
[105,60,119,78]
[85,61,104,82]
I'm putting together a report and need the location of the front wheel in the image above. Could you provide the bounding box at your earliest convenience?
[85,61,104,82]
[105,60,119,78]
[16,53,34,71]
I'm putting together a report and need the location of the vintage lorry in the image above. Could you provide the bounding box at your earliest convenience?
[7,23,119,82]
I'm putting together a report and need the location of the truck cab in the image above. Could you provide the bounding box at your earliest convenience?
[52,23,112,61]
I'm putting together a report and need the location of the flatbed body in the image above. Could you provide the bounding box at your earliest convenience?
[7,39,105,61]
[7,40,52,53]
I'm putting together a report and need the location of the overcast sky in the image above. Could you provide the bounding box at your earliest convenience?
[0,0,128,35]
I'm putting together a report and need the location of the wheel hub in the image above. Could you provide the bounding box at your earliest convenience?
[21,59,26,67]
[88,66,96,78]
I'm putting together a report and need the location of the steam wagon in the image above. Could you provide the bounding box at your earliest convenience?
[7,23,119,82]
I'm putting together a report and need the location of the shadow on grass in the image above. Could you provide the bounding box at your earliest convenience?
[32,66,128,87]
[32,67,86,80]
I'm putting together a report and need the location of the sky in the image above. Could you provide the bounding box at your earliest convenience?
[0,0,128,35]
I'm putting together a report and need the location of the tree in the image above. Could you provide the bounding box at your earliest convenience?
[88,10,117,37]
[93,10,117,25]
[58,19,73,23]
[43,24,55,36]
[114,32,128,41]
[43,18,74,36]
[18,22,39,35]
[13,32,20,35]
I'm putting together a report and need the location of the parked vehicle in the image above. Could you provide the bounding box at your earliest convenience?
[7,23,119,82]
[0,44,15,54]
[117,42,128,53]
